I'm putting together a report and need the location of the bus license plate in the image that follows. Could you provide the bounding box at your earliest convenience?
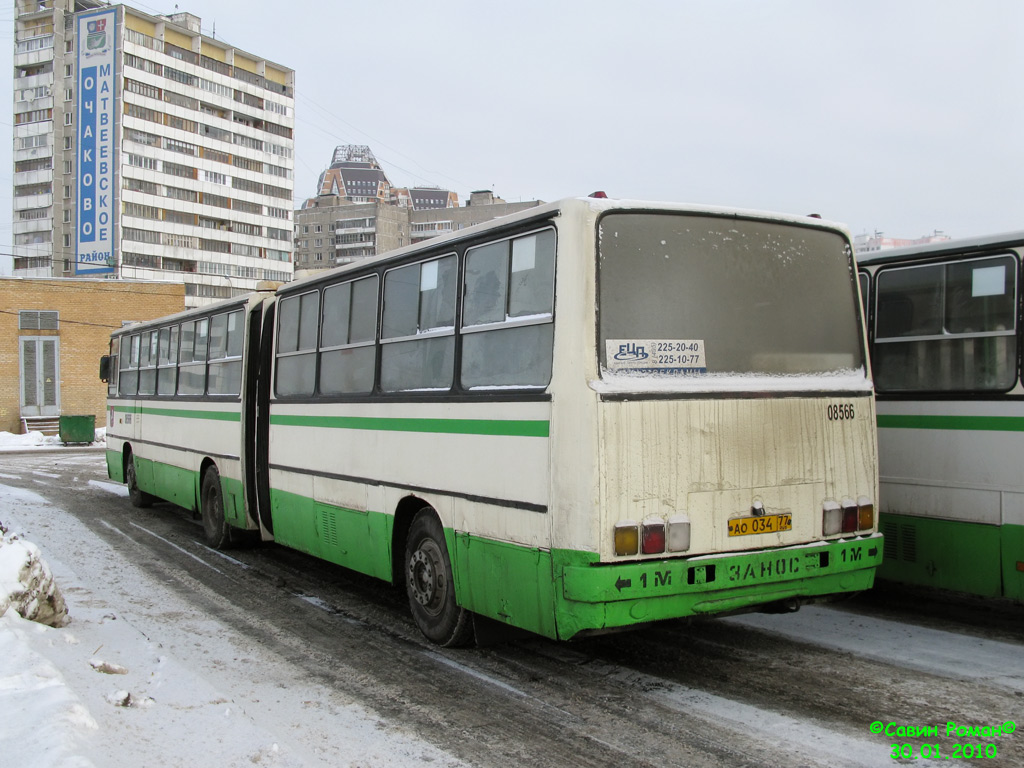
[728,514,792,537]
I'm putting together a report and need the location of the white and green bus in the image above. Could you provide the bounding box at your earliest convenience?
[104,196,881,645]
[858,232,1024,603]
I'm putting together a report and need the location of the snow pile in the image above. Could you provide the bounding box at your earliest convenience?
[0,524,68,627]
[0,431,61,449]
[0,522,90,767]
[0,428,106,451]
[0,611,99,768]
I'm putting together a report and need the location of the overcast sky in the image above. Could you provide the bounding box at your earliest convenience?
[1,1,1021,275]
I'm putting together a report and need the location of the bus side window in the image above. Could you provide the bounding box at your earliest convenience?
[208,311,243,396]
[138,330,158,396]
[118,334,139,397]
[320,276,378,395]
[858,272,869,324]
[944,257,1016,390]
[380,255,456,392]
[105,338,119,395]
[276,292,319,397]
[178,319,209,395]
[874,257,1017,392]
[461,229,555,390]
[156,325,179,395]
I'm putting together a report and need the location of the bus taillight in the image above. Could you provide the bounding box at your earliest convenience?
[823,497,875,536]
[666,515,690,552]
[641,519,666,555]
[841,500,859,533]
[616,517,690,556]
[823,501,842,536]
[857,497,874,531]
[614,521,639,556]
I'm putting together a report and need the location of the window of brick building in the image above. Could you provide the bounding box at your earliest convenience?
[19,311,59,330]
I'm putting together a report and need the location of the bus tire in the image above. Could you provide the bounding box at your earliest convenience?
[200,466,231,550]
[405,509,473,647]
[125,451,154,509]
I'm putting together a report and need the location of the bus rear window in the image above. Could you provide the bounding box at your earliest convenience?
[597,213,864,381]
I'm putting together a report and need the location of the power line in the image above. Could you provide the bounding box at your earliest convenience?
[0,269,270,301]
[0,240,294,270]
[0,308,126,330]
[0,278,192,301]
[294,93,473,191]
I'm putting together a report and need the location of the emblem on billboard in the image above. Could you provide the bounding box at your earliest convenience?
[86,18,107,48]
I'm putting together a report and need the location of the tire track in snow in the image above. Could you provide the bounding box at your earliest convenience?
[726,606,1024,692]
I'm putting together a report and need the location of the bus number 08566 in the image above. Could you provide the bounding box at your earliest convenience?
[827,403,855,421]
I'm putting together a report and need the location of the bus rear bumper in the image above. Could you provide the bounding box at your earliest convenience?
[555,534,882,638]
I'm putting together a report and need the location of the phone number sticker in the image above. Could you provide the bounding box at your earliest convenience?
[606,340,707,372]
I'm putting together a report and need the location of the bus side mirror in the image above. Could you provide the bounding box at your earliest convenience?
[99,355,111,383]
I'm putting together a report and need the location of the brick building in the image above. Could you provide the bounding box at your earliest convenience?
[0,277,185,434]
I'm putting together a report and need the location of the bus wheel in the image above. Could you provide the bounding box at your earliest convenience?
[405,509,473,647]
[125,452,154,508]
[200,466,231,550]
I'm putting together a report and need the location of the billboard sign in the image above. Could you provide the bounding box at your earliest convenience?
[75,9,117,275]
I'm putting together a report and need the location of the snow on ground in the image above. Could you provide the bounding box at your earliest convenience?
[0,429,106,452]
[0,465,467,768]
[727,608,1024,693]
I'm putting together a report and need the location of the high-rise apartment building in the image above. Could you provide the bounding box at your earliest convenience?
[314,144,393,204]
[13,0,295,306]
[294,146,543,273]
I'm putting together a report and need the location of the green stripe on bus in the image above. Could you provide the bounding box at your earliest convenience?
[112,405,240,422]
[269,414,550,438]
[877,413,1024,432]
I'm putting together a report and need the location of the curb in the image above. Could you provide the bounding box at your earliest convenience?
[0,446,107,457]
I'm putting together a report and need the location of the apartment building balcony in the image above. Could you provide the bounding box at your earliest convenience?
[12,263,53,277]
[14,46,55,68]
[16,0,56,18]
[13,241,54,276]
[411,222,454,241]
[14,118,52,137]
[14,168,53,186]
[14,72,52,93]
[14,144,54,163]
[16,95,54,113]
[14,217,53,236]
[14,192,53,210]
[335,239,376,251]
[332,249,375,262]
[410,232,453,244]
[332,256,362,266]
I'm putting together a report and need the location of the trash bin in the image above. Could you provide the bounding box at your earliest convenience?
[59,414,96,445]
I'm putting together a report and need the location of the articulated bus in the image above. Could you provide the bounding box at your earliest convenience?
[858,233,1024,602]
[103,197,881,645]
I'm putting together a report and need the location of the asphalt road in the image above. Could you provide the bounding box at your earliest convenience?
[2,450,1021,768]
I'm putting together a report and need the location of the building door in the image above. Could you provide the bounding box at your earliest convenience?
[20,337,60,418]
